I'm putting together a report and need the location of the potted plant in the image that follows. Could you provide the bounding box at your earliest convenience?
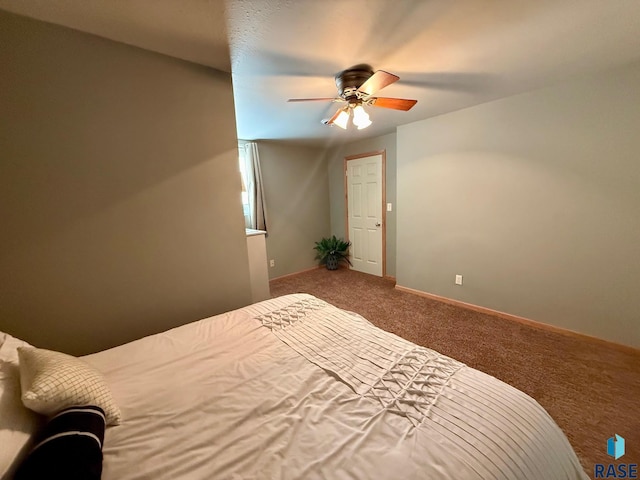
[314,235,352,270]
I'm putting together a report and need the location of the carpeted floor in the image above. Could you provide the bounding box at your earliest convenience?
[270,267,640,476]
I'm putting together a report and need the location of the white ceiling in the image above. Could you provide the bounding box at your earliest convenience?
[3,0,640,147]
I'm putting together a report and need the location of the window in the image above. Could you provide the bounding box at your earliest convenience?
[238,141,267,231]
[238,144,251,228]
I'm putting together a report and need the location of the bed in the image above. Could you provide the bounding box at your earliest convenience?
[1,293,587,479]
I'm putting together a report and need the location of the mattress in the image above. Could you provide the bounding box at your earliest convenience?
[84,294,588,479]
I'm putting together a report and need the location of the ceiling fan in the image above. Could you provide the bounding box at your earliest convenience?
[287,65,417,130]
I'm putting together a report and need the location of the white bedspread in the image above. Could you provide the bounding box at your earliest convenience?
[84,294,588,479]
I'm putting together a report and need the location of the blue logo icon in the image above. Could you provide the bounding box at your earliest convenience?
[608,435,626,460]
[595,434,636,478]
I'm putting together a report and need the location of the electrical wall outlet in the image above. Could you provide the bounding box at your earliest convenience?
[455,274,463,285]
[269,259,275,267]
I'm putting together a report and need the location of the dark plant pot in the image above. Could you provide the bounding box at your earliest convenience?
[326,256,339,270]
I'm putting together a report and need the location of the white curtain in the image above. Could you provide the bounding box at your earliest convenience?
[243,142,268,232]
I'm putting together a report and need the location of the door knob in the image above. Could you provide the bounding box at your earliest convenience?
[375,222,381,227]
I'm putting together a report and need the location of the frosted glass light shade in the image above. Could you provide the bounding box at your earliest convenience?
[353,105,371,129]
[334,109,350,129]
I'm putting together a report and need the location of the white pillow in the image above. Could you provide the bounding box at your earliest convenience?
[0,332,41,480]
[17,347,121,426]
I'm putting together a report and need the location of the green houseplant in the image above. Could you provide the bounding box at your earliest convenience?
[314,235,352,270]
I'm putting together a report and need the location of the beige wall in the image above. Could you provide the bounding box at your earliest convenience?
[0,11,252,355]
[328,132,397,277]
[396,61,640,348]
[254,141,330,279]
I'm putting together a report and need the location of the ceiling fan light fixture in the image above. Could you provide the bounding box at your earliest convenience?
[356,118,372,130]
[352,104,372,129]
[333,108,350,129]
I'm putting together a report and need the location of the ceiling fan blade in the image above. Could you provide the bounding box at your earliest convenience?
[326,108,343,125]
[287,98,341,102]
[357,70,399,96]
[370,97,417,111]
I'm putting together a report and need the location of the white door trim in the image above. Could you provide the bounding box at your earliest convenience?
[344,150,386,277]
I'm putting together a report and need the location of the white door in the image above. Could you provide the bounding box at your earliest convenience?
[346,154,383,276]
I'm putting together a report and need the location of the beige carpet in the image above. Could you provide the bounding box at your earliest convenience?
[270,267,640,475]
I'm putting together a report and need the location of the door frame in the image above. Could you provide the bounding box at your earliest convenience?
[343,150,386,277]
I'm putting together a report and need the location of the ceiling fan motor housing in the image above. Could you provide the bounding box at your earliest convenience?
[335,68,374,100]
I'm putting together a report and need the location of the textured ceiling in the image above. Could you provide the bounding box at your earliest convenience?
[3,1,640,146]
